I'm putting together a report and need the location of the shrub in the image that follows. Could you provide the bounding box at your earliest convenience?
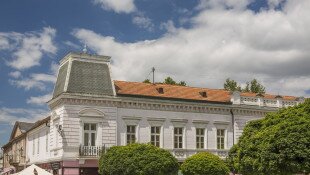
[99,143,179,175]
[181,152,229,175]
[228,99,310,175]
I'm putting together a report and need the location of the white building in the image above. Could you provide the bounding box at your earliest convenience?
[28,52,304,175]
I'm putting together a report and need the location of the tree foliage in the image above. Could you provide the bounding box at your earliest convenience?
[164,77,186,86]
[223,78,265,93]
[224,78,242,92]
[228,99,310,175]
[99,143,179,175]
[181,152,229,175]
[143,79,151,83]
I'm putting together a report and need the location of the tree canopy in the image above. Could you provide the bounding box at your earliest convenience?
[181,152,229,175]
[223,78,265,93]
[143,77,186,86]
[99,143,179,175]
[228,99,310,175]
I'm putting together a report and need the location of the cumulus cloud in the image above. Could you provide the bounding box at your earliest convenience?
[93,0,136,13]
[27,93,52,106]
[0,107,49,125]
[8,71,21,78]
[132,14,154,31]
[0,27,57,70]
[73,0,310,97]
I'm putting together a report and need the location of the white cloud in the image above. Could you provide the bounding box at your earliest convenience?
[64,40,80,50]
[73,0,310,97]
[132,14,154,31]
[10,72,56,91]
[93,0,136,13]
[0,107,49,125]
[0,27,57,70]
[8,71,21,78]
[27,94,52,106]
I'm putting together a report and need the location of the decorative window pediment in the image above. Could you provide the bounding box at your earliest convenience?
[171,119,188,127]
[79,108,105,118]
[122,116,141,125]
[192,120,209,128]
[147,117,166,126]
[214,121,230,129]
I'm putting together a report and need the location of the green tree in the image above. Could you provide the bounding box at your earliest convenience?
[248,79,265,94]
[178,81,186,86]
[243,82,250,92]
[143,79,151,83]
[99,143,179,175]
[164,77,177,85]
[181,152,229,175]
[228,99,310,175]
[224,78,241,91]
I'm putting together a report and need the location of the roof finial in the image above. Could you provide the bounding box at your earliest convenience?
[82,44,88,53]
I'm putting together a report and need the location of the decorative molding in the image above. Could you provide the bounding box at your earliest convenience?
[48,94,278,117]
[147,117,166,126]
[122,116,141,125]
[171,119,188,127]
[192,120,209,128]
[213,121,230,125]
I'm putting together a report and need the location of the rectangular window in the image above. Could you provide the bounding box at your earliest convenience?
[46,131,49,152]
[37,134,40,154]
[84,123,97,146]
[174,127,183,149]
[196,128,205,149]
[150,126,160,147]
[217,129,225,149]
[126,125,136,145]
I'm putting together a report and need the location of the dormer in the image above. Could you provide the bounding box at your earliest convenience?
[199,91,207,97]
[157,87,164,94]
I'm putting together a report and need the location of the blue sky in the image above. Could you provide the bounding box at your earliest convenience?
[0,0,309,147]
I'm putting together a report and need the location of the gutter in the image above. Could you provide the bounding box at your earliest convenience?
[230,109,235,145]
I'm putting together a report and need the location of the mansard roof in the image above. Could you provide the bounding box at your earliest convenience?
[114,81,299,103]
[53,52,114,98]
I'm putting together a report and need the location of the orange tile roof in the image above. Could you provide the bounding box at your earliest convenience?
[114,81,231,103]
[114,81,298,103]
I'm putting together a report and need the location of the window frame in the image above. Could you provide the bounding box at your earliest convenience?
[217,129,225,149]
[174,127,184,149]
[126,125,136,145]
[150,126,161,147]
[196,128,205,149]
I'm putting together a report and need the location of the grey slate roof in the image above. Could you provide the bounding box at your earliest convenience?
[67,60,114,95]
[52,58,114,98]
[53,62,68,97]
[18,122,35,133]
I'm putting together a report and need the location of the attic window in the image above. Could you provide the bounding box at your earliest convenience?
[157,87,164,94]
[200,91,207,97]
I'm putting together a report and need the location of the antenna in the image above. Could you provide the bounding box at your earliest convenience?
[82,44,88,53]
[152,67,155,84]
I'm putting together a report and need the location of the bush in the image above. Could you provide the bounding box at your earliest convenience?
[99,143,179,175]
[181,152,229,175]
[228,99,310,175]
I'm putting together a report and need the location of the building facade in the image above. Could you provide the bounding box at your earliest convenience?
[38,52,303,175]
[2,52,304,175]
[1,122,34,174]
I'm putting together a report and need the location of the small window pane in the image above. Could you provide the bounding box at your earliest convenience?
[91,133,96,146]
[91,124,96,131]
[84,133,89,146]
[84,124,89,130]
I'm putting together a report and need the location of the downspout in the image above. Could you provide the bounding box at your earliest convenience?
[230,109,235,145]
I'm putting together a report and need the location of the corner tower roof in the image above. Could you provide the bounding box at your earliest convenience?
[52,52,114,98]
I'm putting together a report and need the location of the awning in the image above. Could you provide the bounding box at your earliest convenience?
[10,164,52,175]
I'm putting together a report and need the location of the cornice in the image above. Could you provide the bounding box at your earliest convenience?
[48,94,277,117]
